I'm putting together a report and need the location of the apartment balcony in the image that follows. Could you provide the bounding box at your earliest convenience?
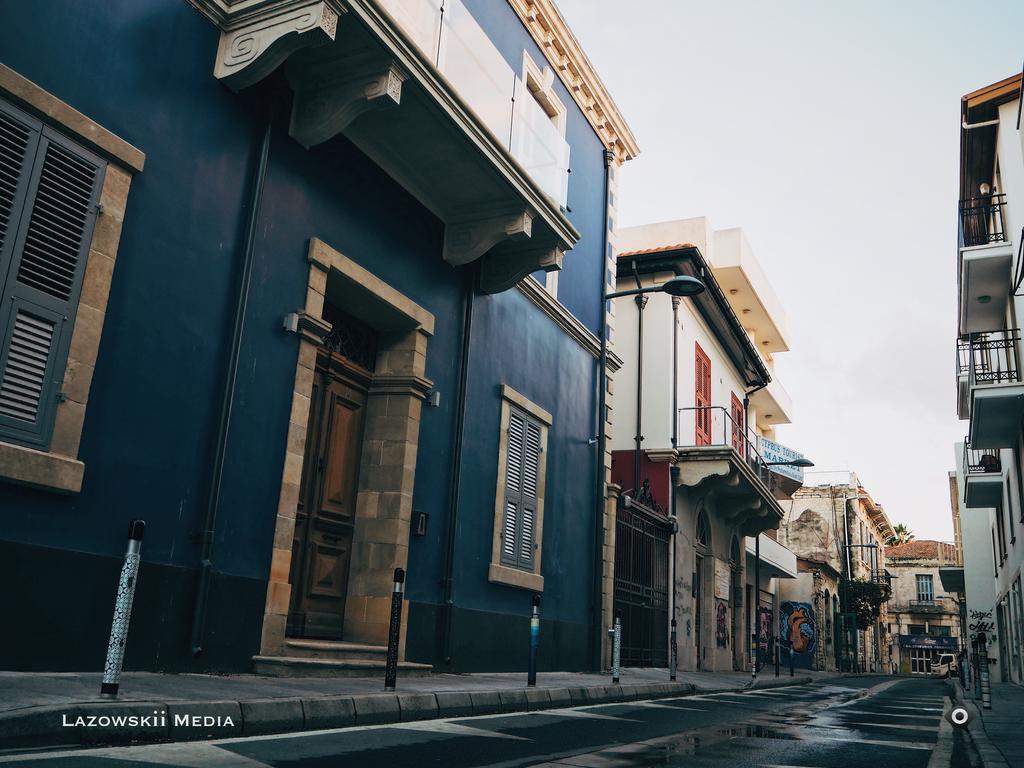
[956,329,1024,447]
[959,194,1014,334]
[905,600,948,615]
[202,0,577,293]
[673,406,797,536]
[962,439,1003,508]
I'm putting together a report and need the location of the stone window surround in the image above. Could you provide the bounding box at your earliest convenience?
[0,65,144,495]
[260,237,434,656]
[488,384,551,593]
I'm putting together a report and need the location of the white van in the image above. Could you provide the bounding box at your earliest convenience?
[930,653,958,678]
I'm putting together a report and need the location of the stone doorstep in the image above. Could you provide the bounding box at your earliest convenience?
[0,677,825,752]
[251,656,433,678]
[281,639,391,661]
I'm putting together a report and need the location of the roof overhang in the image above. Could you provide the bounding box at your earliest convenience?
[746,534,797,579]
[615,246,770,388]
[939,566,965,594]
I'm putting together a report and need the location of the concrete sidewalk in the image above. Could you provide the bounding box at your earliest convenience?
[0,667,826,751]
[953,678,1024,767]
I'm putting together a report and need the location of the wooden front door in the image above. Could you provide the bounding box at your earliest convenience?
[288,355,370,639]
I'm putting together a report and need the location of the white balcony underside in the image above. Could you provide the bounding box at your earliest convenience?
[960,242,1013,334]
[969,382,1024,448]
[964,474,1003,508]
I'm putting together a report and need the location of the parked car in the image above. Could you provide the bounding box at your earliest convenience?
[931,653,958,678]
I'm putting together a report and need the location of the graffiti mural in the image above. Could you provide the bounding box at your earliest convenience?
[779,601,816,656]
[715,599,729,648]
[757,607,774,663]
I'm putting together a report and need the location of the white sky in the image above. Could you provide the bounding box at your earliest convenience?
[558,0,1024,541]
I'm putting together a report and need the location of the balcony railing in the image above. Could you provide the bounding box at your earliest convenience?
[964,439,1001,475]
[377,0,570,206]
[677,405,778,493]
[907,600,946,613]
[957,328,1022,386]
[960,193,1007,248]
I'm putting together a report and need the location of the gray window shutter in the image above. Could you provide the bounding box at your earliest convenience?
[0,102,106,450]
[501,405,542,571]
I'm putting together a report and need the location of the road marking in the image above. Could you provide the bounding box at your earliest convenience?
[388,720,530,740]
[545,709,643,722]
[838,710,941,720]
[629,702,706,712]
[808,735,933,750]
[0,743,274,767]
[871,705,943,712]
[840,721,938,732]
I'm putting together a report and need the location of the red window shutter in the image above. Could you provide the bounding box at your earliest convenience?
[730,393,744,455]
[695,343,711,445]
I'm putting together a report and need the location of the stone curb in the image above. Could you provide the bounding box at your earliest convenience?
[0,676,815,752]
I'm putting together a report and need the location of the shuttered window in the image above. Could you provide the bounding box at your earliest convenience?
[0,99,105,449]
[501,405,542,571]
[695,342,711,445]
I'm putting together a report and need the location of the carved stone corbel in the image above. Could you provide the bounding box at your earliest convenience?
[289,53,407,148]
[214,0,345,91]
[442,211,533,267]
[479,241,563,295]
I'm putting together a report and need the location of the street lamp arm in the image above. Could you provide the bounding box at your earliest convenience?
[605,286,664,300]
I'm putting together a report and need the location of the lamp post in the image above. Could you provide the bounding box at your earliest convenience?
[843,541,884,673]
[594,272,705,670]
[751,457,813,683]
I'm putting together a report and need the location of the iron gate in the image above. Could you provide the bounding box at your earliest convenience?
[613,502,670,667]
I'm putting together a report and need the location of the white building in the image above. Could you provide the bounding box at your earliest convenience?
[607,217,802,673]
[952,72,1024,686]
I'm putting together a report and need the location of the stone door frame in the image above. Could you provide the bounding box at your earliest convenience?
[260,237,434,657]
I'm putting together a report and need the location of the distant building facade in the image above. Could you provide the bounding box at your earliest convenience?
[777,475,894,673]
[885,541,963,675]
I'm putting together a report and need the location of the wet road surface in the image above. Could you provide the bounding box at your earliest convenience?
[0,676,974,767]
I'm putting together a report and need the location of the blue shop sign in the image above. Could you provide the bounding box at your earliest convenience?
[898,635,958,649]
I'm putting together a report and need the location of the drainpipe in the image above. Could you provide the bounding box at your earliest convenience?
[190,99,275,658]
[632,261,645,494]
[592,148,615,670]
[440,265,477,666]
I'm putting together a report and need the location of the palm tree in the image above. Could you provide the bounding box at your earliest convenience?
[886,523,915,546]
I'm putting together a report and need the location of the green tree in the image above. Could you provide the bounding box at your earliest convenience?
[886,523,915,546]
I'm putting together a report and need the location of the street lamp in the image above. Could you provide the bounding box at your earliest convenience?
[593,269,706,671]
[752,456,814,682]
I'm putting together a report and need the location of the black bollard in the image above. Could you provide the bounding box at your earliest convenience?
[670,617,678,681]
[384,568,405,691]
[527,594,540,687]
[101,520,146,697]
[789,646,794,676]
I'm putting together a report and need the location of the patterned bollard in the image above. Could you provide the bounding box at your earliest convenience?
[384,568,405,691]
[527,594,540,687]
[611,611,622,684]
[669,617,678,681]
[100,520,146,697]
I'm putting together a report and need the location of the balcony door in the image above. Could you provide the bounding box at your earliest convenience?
[730,393,744,455]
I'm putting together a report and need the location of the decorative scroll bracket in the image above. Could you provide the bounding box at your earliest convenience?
[442,211,533,267]
[289,53,407,148]
[479,242,563,295]
[213,0,345,91]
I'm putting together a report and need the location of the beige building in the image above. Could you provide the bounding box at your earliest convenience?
[777,474,894,673]
[885,541,963,674]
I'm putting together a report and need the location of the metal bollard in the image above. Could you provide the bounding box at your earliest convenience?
[789,647,794,677]
[979,638,991,710]
[669,617,677,682]
[384,567,405,691]
[774,637,779,677]
[610,611,622,684]
[527,594,540,687]
[101,520,146,697]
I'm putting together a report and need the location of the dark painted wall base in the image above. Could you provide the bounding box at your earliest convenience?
[406,600,593,673]
[0,540,264,673]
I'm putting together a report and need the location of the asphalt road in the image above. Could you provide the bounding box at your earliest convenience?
[0,676,976,768]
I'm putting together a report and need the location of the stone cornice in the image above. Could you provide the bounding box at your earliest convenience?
[506,0,639,165]
[517,276,623,372]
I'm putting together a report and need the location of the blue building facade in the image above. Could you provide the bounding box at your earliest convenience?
[0,0,637,673]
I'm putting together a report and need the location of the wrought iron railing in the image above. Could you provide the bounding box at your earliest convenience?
[677,406,777,493]
[908,600,945,613]
[960,193,1007,247]
[870,569,892,588]
[964,439,1001,475]
[957,329,1021,386]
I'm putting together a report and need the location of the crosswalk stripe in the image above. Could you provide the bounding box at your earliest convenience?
[840,721,938,732]
[388,720,530,740]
